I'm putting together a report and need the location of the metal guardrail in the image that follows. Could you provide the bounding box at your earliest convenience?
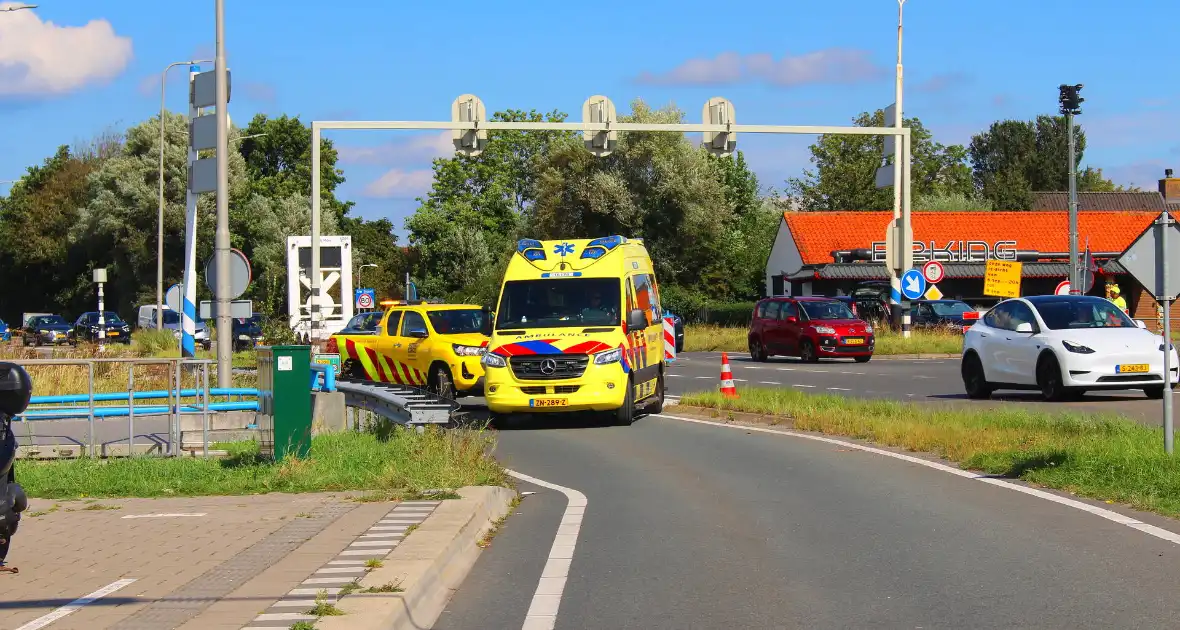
[11,357,213,456]
[336,377,456,426]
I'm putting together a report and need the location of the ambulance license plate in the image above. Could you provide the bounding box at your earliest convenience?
[1116,364,1149,374]
[844,338,865,345]
[530,398,568,408]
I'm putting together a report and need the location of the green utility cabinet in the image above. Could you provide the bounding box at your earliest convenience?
[257,345,312,460]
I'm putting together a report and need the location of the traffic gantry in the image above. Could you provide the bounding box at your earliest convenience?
[582,95,617,157]
[702,96,736,157]
[451,94,487,157]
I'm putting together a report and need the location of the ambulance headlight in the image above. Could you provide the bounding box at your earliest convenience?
[481,353,507,368]
[594,348,622,365]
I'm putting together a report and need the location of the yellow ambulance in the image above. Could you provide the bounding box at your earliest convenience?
[481,236,666,425]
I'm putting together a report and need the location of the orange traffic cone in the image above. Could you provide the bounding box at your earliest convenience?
[720,352,738,398]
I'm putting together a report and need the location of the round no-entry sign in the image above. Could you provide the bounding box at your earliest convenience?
[922,260,945,284]
[1055,280,1071,295]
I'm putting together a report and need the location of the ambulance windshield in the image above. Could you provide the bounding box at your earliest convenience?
[496,279,621,329]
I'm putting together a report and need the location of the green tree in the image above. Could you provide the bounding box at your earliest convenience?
[530,100,747,298]
[237,113,351,221]
[343,217,405,300]
[0,145,103,320]
[407,109,575,297]
[787,110,975,211]
[968,115,1120,209]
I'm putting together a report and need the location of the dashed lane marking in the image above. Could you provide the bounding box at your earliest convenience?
[16,579,137,630]
[507,470,588,630]
[655,413,1180,548]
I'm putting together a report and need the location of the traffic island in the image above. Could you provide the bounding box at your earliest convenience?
[675,387,1180,520]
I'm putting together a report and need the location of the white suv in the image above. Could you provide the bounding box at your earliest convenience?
[961,295,1179,401]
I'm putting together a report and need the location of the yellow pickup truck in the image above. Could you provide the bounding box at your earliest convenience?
[327,302,491,399]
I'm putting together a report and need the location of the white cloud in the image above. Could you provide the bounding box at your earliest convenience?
[0,4,133,97]
[362,168,434,199]
[338,131,453,167]
[634,48,887,87]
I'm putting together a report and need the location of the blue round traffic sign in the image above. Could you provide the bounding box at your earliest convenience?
[901,268,927,300]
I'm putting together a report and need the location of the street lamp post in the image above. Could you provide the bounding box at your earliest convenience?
[157,59,212,330]
[359,264,377,306]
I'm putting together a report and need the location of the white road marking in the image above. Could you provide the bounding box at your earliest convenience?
[667,373,687,378]
[777,367,795,371]
[759,381,780,385]
[15,578,137,630]
[693,376,713,380]
[733,378,748,382]
[121,513,206,519]
[827,387,850,391]
[506,469,588,630]
[655,413,1180,548]
[792,384,816,389]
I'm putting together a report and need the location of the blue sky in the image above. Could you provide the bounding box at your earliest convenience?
[2,0,1177,238]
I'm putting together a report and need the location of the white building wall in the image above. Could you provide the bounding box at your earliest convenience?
[764,217,805,297]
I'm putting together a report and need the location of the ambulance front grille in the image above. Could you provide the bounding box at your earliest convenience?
[510,355,588,380]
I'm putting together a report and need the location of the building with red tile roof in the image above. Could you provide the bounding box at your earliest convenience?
[765,210,1177,326]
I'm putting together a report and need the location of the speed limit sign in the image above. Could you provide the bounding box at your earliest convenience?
[355,288,375,310]
[922,260,945,284]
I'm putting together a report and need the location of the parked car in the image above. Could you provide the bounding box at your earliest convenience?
[336,311,383,336]
[136,305,212,350]
[232,314,264,351]
[73,311,132,344]
[961,295,1180,401]
[21,314,73,346]
[830,295,891,327]
[911,299,980,333]
[749,296,875,363]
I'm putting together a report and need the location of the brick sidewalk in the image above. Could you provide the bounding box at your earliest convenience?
[1,493,397,630]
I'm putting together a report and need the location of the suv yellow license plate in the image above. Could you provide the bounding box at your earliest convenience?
[1116,364,1149,374]
[844,338,865,345]
[530,398,568,408]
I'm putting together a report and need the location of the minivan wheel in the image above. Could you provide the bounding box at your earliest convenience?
[799,340,819,363]
[749,338,768,362]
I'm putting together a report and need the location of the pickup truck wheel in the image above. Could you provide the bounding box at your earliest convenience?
[430,365,456,400]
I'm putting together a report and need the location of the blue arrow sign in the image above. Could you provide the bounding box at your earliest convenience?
[901,268,927,300]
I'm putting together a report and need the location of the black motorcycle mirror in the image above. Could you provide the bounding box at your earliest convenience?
[0,362,33,574]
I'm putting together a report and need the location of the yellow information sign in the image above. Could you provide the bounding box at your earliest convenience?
[924,285,944,301]
[983,260,1022,298]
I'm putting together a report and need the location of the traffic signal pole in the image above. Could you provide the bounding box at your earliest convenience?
[1059,83,1084,295]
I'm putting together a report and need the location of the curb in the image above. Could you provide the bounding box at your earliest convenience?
[872,353,959,360]
[317,485,516,630]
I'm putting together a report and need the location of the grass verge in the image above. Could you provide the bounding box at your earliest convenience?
[683,324,963,356]
[680,387,1180,518]
[17,428,507,499]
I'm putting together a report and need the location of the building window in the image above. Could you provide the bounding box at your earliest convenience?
[772,275,785,296]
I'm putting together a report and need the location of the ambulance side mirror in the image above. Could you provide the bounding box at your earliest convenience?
[0,363,32,416]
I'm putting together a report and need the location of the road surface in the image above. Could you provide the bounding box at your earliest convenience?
[435,412,1180,629]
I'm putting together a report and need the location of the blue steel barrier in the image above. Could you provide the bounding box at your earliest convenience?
[310,363,336,392]
[22,401,259,420]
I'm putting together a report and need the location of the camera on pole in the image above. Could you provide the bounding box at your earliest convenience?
[1058,84,1083,115]
[452,94,487,157]
[582,95,617,157]
[702,97,736,157]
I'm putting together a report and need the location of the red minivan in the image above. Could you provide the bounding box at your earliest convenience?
[748,297,875,363]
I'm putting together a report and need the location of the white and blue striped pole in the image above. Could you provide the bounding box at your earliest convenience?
[180,64,200,358]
